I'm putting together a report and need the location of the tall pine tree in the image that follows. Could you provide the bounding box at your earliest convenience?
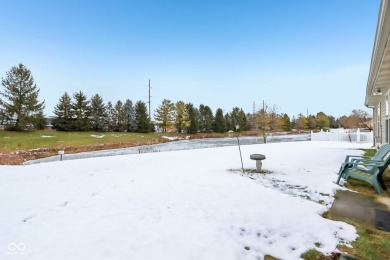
[174,101,190,133]
[315,112,330,130]
[52,92,74,131]
[124,99,136,132]
[89,94,107,132]
[106,101,114,132]
[0,64,45,130]
[213,108,227,133]
[225,112,233,131]
[230,107,248,131]
[72,91,90,131]
[112,100,126,131]
[154,99,174,132]
[199,104,213,132]
[281,113,292,131]
[0,99,4,126]
[135,100,151,133]
[186,103,200,134]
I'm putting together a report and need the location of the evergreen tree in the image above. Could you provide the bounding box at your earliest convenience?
[72,91,90,131]
[213,108,227,133]
[0,64,45,130]
[239,109,248,131]
[135,100,151,133]
[230,107,248,131]
[199,104,214,132]
[328,115,338,128]
[106,101,114,132]
[281,113,292,131]
[308,115,316,129]
[124,99,137,132]
[32,112,46,130]
[112,100,126,131]
[0,100,5,126]
[154,99,174,132]
[230,108,239,129]
[291,116,296,129]
[225,112,233,131]
[174,101,190,133]
[52,92,74,131]
[186,103,200,134]
[315,112,330,130]
[90,94,107,132]
[295,114,308,130]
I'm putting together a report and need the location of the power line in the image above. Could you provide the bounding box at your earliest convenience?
[148,79,151,119]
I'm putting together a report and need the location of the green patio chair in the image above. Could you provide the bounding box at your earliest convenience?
[336,154,390,194]
[337,143,390,184]
[344,143,390,164]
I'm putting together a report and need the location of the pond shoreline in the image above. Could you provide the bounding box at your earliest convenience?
[23,134,311,165]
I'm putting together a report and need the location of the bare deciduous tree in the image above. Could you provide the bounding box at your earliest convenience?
[255,103,280,143]
[339,109,372,129]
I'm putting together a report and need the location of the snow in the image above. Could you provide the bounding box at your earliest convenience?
[162,135,180,141]
[162,136,191,141]
[0,141,370,259]
[91,135,105,139]
[25,134,311,164]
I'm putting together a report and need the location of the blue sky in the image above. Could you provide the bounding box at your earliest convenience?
[0,0,380,119]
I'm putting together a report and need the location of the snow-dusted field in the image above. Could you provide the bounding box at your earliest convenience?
[0,141,370,259]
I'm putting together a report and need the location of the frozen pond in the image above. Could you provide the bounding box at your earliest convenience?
[24,134,310,165]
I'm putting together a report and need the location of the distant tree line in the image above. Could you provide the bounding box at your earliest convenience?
[52,95,250,134]
[153,99,249,133]
[0,64,372,133]
[52,91,153,132]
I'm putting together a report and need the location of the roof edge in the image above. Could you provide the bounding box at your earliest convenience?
[365,0,390,106]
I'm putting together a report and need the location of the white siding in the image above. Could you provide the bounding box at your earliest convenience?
[376,96,388,145]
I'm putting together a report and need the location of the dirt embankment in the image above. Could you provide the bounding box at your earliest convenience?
[0,142,140,165]
[0,132,227,165]
[0,131,292,165]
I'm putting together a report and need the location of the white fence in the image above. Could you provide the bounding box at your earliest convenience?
[311,129,373,143]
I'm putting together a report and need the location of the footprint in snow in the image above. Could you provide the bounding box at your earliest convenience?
[59,201,68,207]
[22,215,36,222]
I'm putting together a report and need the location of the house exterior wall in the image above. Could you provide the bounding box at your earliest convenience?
[373,90,390,146]
[365,0,390,146]
[376,99,383,145]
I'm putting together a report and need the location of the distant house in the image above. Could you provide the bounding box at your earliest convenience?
[365,0,390,146]
[44,117,54,130]
[44,124,53,130]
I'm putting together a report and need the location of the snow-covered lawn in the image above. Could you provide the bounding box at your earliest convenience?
[0,141,370,259]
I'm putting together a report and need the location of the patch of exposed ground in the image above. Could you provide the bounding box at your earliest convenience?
[0,142,150,165]
[0,131,306,165]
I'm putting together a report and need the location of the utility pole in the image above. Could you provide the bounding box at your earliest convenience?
[148,79,151,119]
[253,101,255,115]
